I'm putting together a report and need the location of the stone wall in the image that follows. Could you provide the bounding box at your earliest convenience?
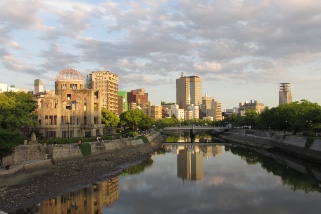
[283,136,306,148]
[310,139,321,152]
[2,132,162,165]
[228,129,321,150]
[2,145,48,166]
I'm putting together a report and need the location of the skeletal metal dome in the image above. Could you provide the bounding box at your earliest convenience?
[55,68,84,81]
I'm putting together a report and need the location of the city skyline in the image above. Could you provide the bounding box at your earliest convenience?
[1,0,321,110]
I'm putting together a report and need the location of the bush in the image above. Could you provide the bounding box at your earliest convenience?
[79,143,91,156]
[137,136,149,143]
[302,130,315,137]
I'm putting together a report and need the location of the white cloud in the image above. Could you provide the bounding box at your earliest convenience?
[1,0,321,108]
[194,61,222,73]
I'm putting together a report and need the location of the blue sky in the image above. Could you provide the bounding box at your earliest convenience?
[1,0,321,110]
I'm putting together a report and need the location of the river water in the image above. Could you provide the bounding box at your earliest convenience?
[4,143,321,214]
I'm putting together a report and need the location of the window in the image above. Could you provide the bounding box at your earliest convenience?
[67,94,71,100]
[94,103,98,111]
[45,116,48,125]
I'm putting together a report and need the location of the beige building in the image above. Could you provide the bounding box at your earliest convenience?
[142,102,162,121]
[238,100,265,114]
[176,73,202,110]
[279,83,292,105]
[86,71,119,114]
[185,104,199,120]
[34,69,105,138]
[201,94,222,121]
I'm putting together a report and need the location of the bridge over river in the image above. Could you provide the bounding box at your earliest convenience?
[163,125,230,133]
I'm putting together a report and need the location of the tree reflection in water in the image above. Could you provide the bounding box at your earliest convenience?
[230,145,321,193]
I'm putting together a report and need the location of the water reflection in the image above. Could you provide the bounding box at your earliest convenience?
[9,177,119,214]
[229,145,321,193]
[165,145,223,181]
[5,144,321,213]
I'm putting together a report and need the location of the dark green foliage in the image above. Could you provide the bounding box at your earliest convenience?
[0,129,22,149]
[0,92,38,149]
[79,143,91,156]
[136,136,149,143]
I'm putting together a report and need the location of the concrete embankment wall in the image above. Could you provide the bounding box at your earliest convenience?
[227,129,321,153]
[1,145,48,167]
[2,132,162,167]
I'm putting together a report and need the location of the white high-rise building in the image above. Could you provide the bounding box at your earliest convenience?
[279,83,292,105]
[34,79,44,94]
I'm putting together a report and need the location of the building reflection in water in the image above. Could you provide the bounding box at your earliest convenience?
[174,145,223,181]
[38,177,119,214]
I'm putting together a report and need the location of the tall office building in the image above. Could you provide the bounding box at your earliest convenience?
[34,79,44,94]
[86,71,119,114]
[279,83,292,105]
[176,73,202,110]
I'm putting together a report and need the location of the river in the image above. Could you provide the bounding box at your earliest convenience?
[4,142,321,214]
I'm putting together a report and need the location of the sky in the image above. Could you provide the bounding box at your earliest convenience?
[1,0,321,110]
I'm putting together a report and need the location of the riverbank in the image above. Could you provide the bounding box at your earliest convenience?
[221,129,321,163]
[0,132,164,213]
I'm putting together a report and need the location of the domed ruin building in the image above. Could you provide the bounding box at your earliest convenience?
[33,69,105,138]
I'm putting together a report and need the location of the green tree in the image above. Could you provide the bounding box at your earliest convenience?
[120,109,151,130]
[0,92,37,130]
[244,110,259,127]
[0,92,38,150]
[101,107,120,127]
[139,116,153,130]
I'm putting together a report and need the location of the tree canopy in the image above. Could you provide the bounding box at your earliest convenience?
[224,99,321,135]
[0,92,38,150]
[0,92,38,130]
[119,109,152,130]
[101,107,120,127]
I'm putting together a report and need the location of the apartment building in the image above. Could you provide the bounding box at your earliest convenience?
[86,71,118,114]
[127,88,148,108]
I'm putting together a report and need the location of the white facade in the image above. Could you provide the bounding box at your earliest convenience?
[186,104,199,120]
[0,83,7,93]
[7,86,17,92]
[163,104,185,120]
[174,109,185,120]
